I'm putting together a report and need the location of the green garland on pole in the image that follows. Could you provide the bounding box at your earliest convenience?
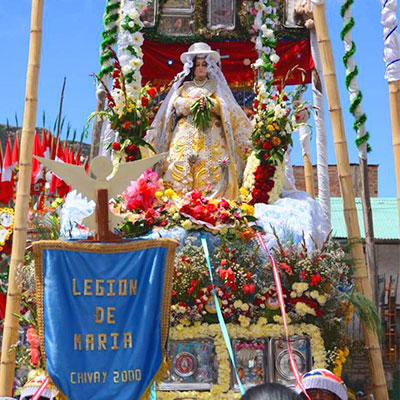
[340,0,371,152]
[99,0,121,78]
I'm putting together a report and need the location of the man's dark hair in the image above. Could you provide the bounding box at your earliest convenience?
[241,383,302,400]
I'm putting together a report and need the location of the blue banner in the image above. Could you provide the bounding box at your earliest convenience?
[34,240,177,400]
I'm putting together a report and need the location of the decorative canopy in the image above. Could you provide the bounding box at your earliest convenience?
[142,39,314,88]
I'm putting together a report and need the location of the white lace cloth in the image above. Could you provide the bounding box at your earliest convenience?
[254,190,330,250]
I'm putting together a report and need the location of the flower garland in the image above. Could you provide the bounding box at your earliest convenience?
[340,0,371,155]
[156,321,326,399]
[116,0,151,96]
[98,0,121,79]
[242,0,286,204]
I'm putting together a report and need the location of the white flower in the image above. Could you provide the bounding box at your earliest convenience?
[131,57,143,68]
[128,21,135,28]
[270,53,280,64]
[132,32,144,46]
[128,9,140,20]
[253,58,265,69]
[261,25,274,39]
[122,65,131,75]
[254,1,265,12]
[263,46,272,55]
[274,104,285,118]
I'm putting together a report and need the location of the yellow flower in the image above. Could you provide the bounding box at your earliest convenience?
[182,220,193,230]
[165,188,177,199]
[240,203,254,216]
[240,187,249,198]
[267,124,274,131]
[155,191,163,198]
[273,122,280,130]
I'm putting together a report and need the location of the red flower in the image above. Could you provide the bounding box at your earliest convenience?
[220,259,227,266]
[280,262,293,275]
[220,213,231,223]
[299,271,308,281]
[122,120,133,130]
[243,284,250,294]
[191,191,202,201]
[253,99,259,109]
[141,96,149,107]
[310,273,322,286]
[249,282,255,293]
[112,142,121,151]
[147,88,156,98]
[125,144,139,155]
[112,69,120,79]
[219,198,230,209]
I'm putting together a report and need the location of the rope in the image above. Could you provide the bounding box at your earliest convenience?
[340,0,370,158]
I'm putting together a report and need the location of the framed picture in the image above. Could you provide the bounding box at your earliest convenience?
[231,338,268,391]
[158,339,218,391]
[207,0,235,30]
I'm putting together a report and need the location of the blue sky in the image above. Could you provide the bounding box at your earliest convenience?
[0,1,396,196]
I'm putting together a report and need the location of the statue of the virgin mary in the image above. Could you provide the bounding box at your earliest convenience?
[146,42,252,200]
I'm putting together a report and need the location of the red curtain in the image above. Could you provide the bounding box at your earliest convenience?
[142,39,313,87]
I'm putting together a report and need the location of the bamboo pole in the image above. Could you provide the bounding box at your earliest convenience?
[0,0,44,395]
[312,4,389,399]
[303,154,316,198]
[388,80,400,229]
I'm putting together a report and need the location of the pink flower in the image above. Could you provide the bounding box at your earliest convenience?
[26,328,40,348]
[30,347,41,367]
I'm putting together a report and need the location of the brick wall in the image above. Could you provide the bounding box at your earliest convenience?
[293,164,379,197]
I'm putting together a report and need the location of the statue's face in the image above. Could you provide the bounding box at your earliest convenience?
[194,57,207,79]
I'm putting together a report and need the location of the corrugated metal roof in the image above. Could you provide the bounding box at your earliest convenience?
[330,197,399,240]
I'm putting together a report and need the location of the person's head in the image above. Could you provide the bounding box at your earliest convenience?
[194,56,207,79]
[179,42,220,83]
[295,369,348,400]
[241,383,301,400]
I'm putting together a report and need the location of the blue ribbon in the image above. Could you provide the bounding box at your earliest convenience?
[200,233,246,396]
[150,381,157,400]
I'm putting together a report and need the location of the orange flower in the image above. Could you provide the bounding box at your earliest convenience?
[121,120,133,130]
[271,136,281,146]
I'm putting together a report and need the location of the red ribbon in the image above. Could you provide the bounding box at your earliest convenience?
[255,231,311,400]
[31,376,49,400]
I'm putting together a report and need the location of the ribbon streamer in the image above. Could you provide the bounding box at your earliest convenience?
[200,233,246,396]
[255,231,311,400]
[31,376,50,400]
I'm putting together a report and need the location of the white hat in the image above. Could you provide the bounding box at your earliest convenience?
[180,42,220,64]
[295,369,348,400]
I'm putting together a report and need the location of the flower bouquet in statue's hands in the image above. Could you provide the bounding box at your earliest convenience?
[191,95,213,131]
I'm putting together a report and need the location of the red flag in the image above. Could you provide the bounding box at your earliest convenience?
[69,147,75,165]
[50,141,65,194]
[31,132,44,184]
[42,130,51,159]
[11,135,19,166]
[0,138,14,204]
[75,150,81,166]
[84,157,89,175]
[63,143,70,164]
